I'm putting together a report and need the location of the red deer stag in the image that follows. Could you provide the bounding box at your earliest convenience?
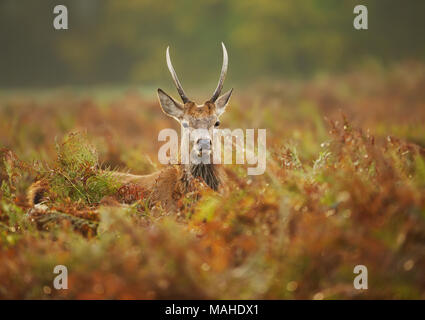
[29,43,233,212]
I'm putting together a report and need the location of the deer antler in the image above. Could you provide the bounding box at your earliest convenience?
[209,42,228,103]
[166,46,190,104]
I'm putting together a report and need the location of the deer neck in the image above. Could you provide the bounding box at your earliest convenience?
[190,163,220,191]
[180,163,220,191]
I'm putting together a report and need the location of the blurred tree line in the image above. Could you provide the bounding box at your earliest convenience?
[0,0,424,87]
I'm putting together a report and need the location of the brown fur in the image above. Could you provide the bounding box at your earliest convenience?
[108,163,226,211]
[186,101,216,116]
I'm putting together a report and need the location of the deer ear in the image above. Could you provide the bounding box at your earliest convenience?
[157,88,185,120]
[215,88,233,117]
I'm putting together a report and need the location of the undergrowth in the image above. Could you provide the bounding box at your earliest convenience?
[0,64,424,299]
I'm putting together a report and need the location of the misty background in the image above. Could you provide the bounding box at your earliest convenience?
[1,0,424,89]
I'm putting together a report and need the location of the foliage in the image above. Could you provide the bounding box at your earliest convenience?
[48,132,121,204]
[0,63,424,299]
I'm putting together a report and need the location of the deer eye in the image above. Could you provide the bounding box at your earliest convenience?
[214,121,220,127]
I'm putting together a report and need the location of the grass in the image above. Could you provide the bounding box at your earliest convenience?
[0,62,424,299]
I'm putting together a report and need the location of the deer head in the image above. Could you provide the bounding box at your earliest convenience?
[157,43,233,165]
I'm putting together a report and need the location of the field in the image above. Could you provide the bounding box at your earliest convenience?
[1,62,425,299]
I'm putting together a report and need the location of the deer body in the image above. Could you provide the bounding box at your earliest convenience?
[28,43,233,212]
[109,163,227,210]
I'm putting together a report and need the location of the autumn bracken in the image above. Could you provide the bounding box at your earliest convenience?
[0,63,424,299]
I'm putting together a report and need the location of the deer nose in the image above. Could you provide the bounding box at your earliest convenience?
[197,139,211,150]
